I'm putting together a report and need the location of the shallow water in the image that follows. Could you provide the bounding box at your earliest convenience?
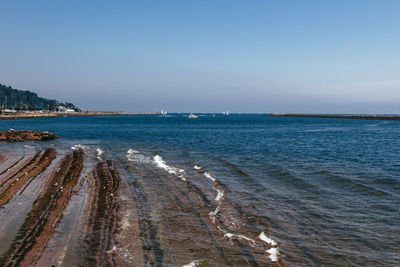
[1,114,399,265]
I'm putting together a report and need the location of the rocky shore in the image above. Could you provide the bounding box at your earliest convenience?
[0,130,59,142]
[0,147,123,266]
[0,112,159,121]
[0,145,281,266]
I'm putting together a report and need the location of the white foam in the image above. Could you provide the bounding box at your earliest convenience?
[71,144,88,150]
[127,148,139,154]
[204,171,217,182]
[224,233,255,243]
[153,155,186,181]
[194,165,202,170]
[215,189,224,202]
[209,206,220,223]
[258,232,277,246]
[96,148,104,158]
[199,167,281,263]
[126,149,150,163]
[266,247,279,262]
[182,260,202,267]
[203,171,224,224]
[259,232,279,262]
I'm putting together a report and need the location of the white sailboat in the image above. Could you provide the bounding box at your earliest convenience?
[188,113,198,119]
[160,109,167,116]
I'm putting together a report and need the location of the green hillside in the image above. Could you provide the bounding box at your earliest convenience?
[0,83,78,111]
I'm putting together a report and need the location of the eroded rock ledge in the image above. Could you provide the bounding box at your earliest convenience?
[0,129,59,142]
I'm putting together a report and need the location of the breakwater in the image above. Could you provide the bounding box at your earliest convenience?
[269,113,400,120]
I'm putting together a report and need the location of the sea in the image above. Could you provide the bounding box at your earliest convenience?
[1,114,399,266]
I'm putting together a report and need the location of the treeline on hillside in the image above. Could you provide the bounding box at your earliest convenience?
[0,83,78,111]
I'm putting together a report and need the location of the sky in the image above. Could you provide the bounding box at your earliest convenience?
[0,0,399,113]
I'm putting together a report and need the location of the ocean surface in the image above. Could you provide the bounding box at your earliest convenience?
[1,114,399,266]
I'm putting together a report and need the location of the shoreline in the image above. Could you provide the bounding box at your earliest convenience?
[0,143,281,266]
[269,113,400,121]
[0,111,159,120]
[0,147,122,266]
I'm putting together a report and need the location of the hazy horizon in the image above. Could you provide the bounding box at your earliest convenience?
[1,1,399,113]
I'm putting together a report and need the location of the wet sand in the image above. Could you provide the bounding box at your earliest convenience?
[0,147,281,266]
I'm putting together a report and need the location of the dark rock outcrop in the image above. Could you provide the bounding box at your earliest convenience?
[0,129,59,142]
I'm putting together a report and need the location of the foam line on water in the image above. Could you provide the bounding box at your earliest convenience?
[196,165,280,263]
[24,145,35,148]
[126,149,150,163]
[266,247,279,262]
[71,144,89,151]
[209,206,220,224]
[224,233,255,243]
[96,148,104,159]
[153,155,186,181]
[215,189,224,202]
[259,232,279,262]
[182,260,203,267]
[201,170,224,223]
[127,148,139,154]
[258,232,277,246]
[204,171,217,182]
[198,167,254,243]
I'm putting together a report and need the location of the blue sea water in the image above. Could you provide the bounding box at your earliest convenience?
[1,114,399,265]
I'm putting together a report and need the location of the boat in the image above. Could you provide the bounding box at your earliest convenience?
[188,113,198,119]
[222,110,230,115]
[2,109,17,113]
[160,109,167,116]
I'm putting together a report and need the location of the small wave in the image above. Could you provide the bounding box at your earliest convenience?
[71,144,89,150]
[127,148,139,154]
[209,206,220,224]
[126,149,150,163]
[266,247,279,262]
[96,148,104,158]
[201,170,224,224]
[204,171,217,182]
[215,189,224,202]
[305,127,345,132]
[259,232,279,262]
[182,260,203,267]
[224,233,255,243]
[23,145,35,148]
[258,232,277,246]
[195,167,225,225]
[153,155,186,181]
[198,164,281,263]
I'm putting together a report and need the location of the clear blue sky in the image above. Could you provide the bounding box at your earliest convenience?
[1,0,399,113]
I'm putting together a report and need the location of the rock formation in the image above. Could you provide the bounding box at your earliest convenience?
[0,129,59,142]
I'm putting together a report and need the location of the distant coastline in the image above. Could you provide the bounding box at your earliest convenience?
[269,113,400,121]
[0,111,159,120]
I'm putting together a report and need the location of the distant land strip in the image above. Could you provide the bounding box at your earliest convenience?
[0,112,159,120]
[269,113,400,121]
